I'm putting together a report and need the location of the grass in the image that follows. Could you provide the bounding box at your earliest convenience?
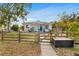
[0,41,41,56]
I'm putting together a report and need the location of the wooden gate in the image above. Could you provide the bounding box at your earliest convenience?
[39,32,52,43]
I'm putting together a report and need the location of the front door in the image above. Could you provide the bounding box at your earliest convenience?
[40,25,43,32]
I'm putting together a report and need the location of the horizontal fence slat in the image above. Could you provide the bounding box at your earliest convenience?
[3,37,18,38]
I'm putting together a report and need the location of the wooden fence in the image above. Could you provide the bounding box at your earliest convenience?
[0,31,69,43]
[38,32,68,42]
[0,31,40,43]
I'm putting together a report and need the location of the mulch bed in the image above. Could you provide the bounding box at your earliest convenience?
[54,48,74,56]
[51,44,74,56]
[52,44,79,56]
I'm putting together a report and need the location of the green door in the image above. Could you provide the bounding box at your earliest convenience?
[40,26,43,32]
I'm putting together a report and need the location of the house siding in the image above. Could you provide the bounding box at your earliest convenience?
[24,21,52,32]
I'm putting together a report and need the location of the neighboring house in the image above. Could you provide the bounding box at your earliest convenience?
[23,21,52,32]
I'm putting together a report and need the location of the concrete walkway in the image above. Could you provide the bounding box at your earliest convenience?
[40,42,57,56]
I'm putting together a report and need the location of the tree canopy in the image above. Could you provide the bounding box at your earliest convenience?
[0,3,31,31]
[52,12,79,39]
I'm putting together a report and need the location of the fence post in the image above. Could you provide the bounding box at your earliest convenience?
[18,30,21,43]
[1,29,3,41]
[66,27,68,38]
[50,31,52,42]
[37,32,40,43]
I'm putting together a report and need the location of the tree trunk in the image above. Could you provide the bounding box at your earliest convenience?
[7,19,10,32]
[23,18,26,31]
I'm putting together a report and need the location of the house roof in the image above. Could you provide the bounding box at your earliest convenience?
[24,21,50,26]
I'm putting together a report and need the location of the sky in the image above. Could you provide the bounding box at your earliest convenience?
[26,3,79,22]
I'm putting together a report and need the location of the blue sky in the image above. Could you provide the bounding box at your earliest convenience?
[26,3,79,22]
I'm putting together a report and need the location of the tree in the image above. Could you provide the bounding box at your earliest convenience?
[0,3,31,32]
[55,12,79,38]
[13,3,31,31]
[0,5,8,29]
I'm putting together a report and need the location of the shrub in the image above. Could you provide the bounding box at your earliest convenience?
[11,25,19,31]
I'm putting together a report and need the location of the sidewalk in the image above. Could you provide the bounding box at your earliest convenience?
[40,42,57,56]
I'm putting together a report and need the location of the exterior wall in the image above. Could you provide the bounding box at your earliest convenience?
[49,24,52,30]
[31,25,39,32]
[24,24,27,31]
[24,22,52,32]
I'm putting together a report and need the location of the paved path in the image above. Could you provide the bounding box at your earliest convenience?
[40,42,57,56]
